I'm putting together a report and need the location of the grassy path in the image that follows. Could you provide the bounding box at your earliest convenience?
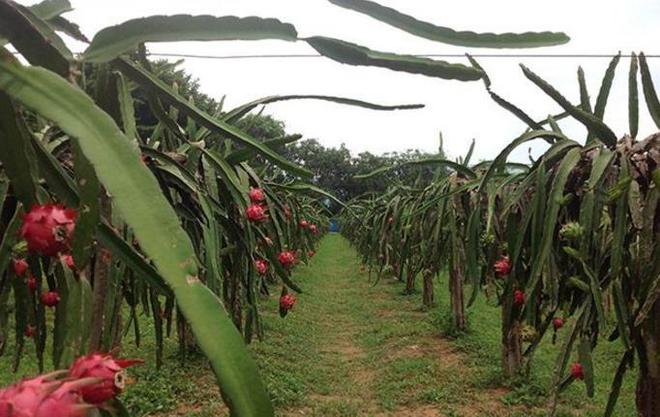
[253,234,516,417]
[248,234,635,417]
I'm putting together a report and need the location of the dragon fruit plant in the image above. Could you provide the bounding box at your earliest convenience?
[341,52,659,417]
[0,353,139,417]
[0,0,576,415]
[0,0,340,410]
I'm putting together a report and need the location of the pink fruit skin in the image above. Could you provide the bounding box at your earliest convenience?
[255,259,269,276]
[494,256,512,277]
[246,205,268,223]
[20,204,77,257]
[68,353,141,405]
[278,251,296,270]
[299,220,308,229]
[248,188,265,204]
[12,259,28,276]
[27,275,37,293]
[40,292,60,308]
[553,317,564,330]
[513,290,525,306]
[0,375,89,417]
[279,294,296,311]
[571,362,584,380]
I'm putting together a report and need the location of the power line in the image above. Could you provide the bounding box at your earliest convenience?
[12,50,660,60]
[146,52,659,60]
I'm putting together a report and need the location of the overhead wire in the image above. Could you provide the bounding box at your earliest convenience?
[145,52,659,60]
[13,51,656,60]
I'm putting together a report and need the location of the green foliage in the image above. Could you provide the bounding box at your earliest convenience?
[327,0,570,48]
[83,15,299,63]
[0,2,333,416]
[306,36,484,81]
[340,55,659,417]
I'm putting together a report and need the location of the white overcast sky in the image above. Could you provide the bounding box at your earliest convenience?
[23,0,660,161]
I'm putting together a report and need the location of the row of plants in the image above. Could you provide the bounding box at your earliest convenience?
[0,0,622,415]
[340,51,659,417]
[0,0,358,415]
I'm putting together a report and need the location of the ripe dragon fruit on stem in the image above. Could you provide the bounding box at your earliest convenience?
[0,354,141,417]
[570,362,584,380]
[26,274,37,293]
[248,187,266,204]
[280,294,296,310]
[246,204,268,223]
[12,258,28,276]
[278,251,296,270]
[513,289,525,307]
[0,373,93,417]
[20,204,77,257]
[494,255,512,277]
[68,353,142,405]
[279,293,297,318]
[40,291,60,308]
[255,259,269,276]
[552,317,564,330]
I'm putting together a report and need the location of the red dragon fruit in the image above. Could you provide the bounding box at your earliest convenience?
[299,219,309,229]
[27,274,37,293]
[307,250,316,258]
[513,289,525,306]
[12,258,28,276]
[494,256,512,277]
[279,293,296,317]
[68,353,141,405]
[570,362,584,380]
[255,259,269,276]
[552,317,564,330]
[0,373,93,417]
[248,188,266,204]
[246,204,268,223]
[40,291,60,308]
[309,224,318,234]
[20,204,77,257]
[24,325,36,338]
[278,251,296,270]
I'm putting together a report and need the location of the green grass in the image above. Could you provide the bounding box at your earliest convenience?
[0,234,637,416]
